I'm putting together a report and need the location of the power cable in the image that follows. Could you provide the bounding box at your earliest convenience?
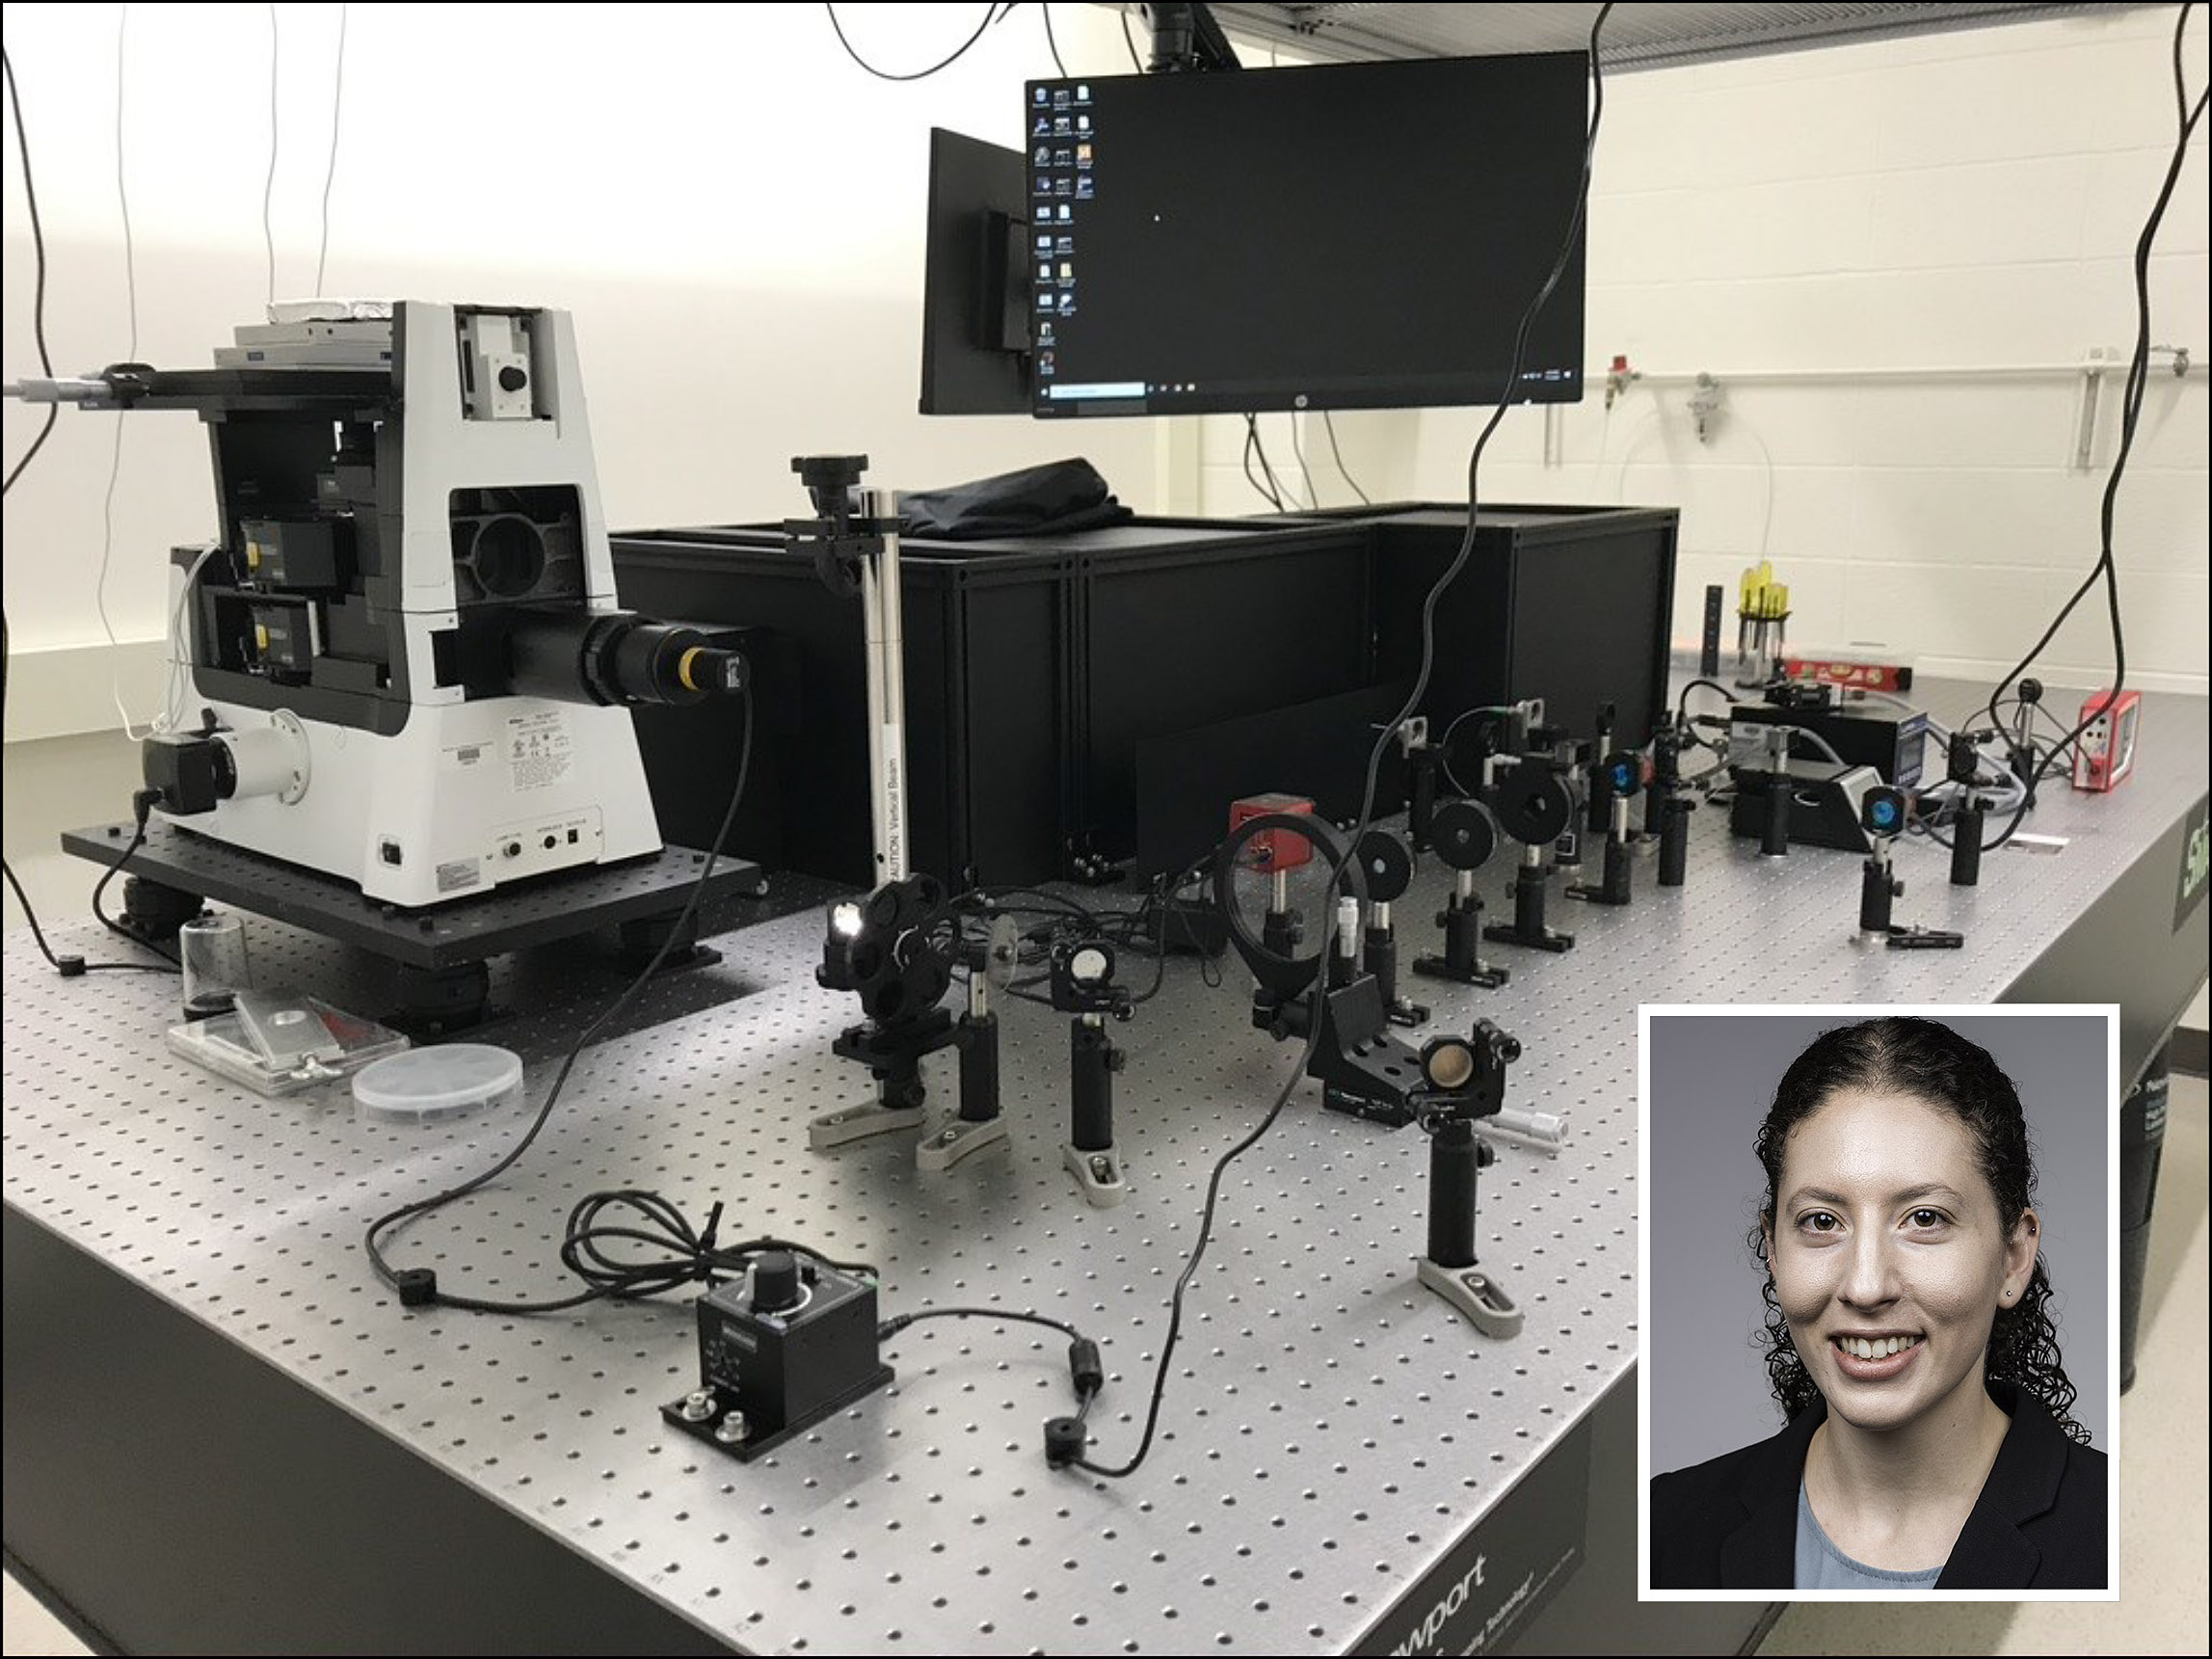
[826,3,1000,82]
[1320,409,1371,505]
[261,3,280,307]
[1041,2,1068,76]
[1967,1,2205,852]
[314,2,348,295]
[364,695,756,1310]
[1072,3,1617,1482]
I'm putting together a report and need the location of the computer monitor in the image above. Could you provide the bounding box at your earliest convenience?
[1025,53,1589,419]
[918,127,1032,415]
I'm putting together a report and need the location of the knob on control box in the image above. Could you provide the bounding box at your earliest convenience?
[661,1255,892,1461]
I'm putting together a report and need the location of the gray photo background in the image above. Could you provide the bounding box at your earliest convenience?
[1647,1009,2111,1476]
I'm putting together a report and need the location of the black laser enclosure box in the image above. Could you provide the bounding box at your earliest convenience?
[612,504,1676,885]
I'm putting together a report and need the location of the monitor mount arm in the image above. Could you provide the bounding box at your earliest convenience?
[1143,3,1241,73]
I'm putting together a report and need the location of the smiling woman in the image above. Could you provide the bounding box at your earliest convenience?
[1648,1015,2111,1593]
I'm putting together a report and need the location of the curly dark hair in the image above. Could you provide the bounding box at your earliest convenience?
[1746,1016,2088,1443]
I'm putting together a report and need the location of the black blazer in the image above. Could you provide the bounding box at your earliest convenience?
[1650,1380,2107,1589]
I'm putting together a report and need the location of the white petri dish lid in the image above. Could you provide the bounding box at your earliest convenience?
[353,1043,525,1125]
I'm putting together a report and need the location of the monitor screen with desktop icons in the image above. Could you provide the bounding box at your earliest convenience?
[1026,52,1589,419]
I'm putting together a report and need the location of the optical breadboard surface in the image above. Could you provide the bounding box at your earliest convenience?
[1026,56,1587,417]
[4,684,2205,1652]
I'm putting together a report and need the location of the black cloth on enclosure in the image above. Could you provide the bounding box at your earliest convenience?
[899,458,1133,541]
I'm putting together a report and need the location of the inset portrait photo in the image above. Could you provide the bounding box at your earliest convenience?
[1639,1007,2118,1600]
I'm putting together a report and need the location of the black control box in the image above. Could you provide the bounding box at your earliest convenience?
[1727,759,1880,852]
[1733,698,1930,788]
[661,1252,892,1461]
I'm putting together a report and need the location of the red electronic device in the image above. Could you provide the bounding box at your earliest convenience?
[1778,654,1914,694]
[2072,688,2141,792]
[1227,792,1315,870]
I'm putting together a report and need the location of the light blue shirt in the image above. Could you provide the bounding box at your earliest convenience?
[1795,1482,1943,1591]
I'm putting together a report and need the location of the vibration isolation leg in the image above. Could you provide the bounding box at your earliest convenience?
[918,974,1011,1172]
[1061,1012,1130,1208]
[389,958,493,1037]
[1415,1117,1523,1339]
[119,871,203,946]
[617,909,722,974]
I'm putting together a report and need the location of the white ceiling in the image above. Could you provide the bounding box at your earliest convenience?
[1196,3,2152,69]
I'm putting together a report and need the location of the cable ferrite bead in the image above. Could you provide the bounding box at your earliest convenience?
[1044,1416,1088,1467]
[1069,1336,1105,1399]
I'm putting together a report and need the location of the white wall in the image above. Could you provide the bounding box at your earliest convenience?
[1,1,1160,924]
[1391,7,2209,690]
[8,5,2210,931]
[1,2,1163,656]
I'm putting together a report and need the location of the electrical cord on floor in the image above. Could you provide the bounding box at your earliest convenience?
[1066,1,1616,1485]
[363,691,754,1313]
